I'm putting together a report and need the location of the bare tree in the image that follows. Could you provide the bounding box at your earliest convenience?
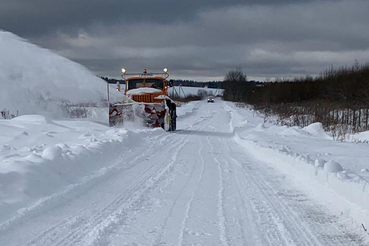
[223,69,247,101]
[224,69,247,83]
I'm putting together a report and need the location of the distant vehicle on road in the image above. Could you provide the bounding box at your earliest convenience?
[207,97,214,103]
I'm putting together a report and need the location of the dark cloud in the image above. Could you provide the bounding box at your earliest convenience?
[0,0,314,36]
[1,0,368,80]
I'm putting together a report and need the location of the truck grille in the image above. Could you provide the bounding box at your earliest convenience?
[130,93,165,103]
[132,94,152,103]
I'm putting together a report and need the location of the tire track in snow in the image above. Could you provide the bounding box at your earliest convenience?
[226,139,364,246]
[177,137,206,246]
[220,106,360,245]
[0,132,172,236]
[229,146,324,245]
[153,150,198,245]
[206,136,228,246]
[217,137,250,246]
[18,134,184,246]
[153,117,214,245]
[225,142,296,245]
[105,109,219,245]
[56,139,190,246]
[26,156,153,246]
[3,147,153,246]
[49,113,212,246]
[97,116,215,245]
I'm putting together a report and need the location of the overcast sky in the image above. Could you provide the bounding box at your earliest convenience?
[1,0,369,81]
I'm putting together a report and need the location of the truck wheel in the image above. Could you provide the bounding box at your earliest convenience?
[164,101,176,132]
[164,109,170,131]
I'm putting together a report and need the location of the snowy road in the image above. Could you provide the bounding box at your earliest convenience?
[0,102,365,245]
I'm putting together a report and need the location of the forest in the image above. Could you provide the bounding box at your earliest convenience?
[223,62,369,139]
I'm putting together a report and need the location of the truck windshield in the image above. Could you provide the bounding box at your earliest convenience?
[127,79,164,90]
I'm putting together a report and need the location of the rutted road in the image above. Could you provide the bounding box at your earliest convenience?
[0,101,365,245]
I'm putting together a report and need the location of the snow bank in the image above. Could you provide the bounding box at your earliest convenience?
[0,117,143,223]
[324,160,344,173]
[0,100,199,224]
[303,122,331,139]
[176,101,201,117]
[278,126,309,137]
[0,31,119,117]
[225,103,369,228]
[233,134,369,227]
[352,130,369,143]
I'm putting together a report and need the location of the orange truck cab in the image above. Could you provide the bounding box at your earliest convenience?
[109,68,176,131]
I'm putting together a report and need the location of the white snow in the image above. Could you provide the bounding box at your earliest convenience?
[0,30,119,117]
[303,122,331,139]
[352,130,369,143]
[324,160,344,173]
[0,35,368,244]
[227,103,369,232]
[41,145,63,160]
[168,86,223,98]
[0,100,368,245]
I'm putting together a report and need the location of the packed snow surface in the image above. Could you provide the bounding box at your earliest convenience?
[0,31,119,117]
[0,100,368,245]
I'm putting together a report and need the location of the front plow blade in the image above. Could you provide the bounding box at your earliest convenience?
[109,104,135,127]
[109,103,166,128]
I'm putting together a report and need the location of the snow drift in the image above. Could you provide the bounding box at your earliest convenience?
[225,102,369,228]
[0,31,118,117]
[0,102,198,224]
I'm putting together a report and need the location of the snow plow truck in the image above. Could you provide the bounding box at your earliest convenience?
[109,68,176,131]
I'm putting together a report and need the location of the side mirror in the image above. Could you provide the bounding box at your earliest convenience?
[169,80,174,87]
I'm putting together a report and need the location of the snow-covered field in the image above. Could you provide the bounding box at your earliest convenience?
[168,86,223,98]
[0,100,368,245]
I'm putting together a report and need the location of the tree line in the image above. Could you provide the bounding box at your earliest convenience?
[223,62,369,139]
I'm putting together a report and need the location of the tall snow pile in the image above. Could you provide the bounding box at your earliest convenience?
[0,31,115,116]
